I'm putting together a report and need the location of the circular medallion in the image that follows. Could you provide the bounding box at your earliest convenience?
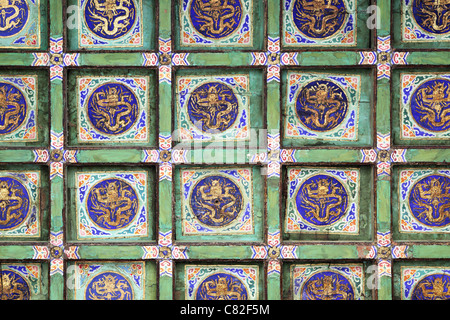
[189,0,243,39]
[296,80,348,132]
[84,0,137,40]
[187,82,239,133]
[87,178,139,230]
[410,78,450,132]
[196,272,248,300]
[295,174,348,226]
[85,272,133,300]
[190,175,243,227]
[409,174,450,228]
[87,82,139,135]
[292,0,347,39]
[301,271,354,300]
[0,82,27,135]
[412,0,450,35]
[0,177,30,230]
[0,0,29,38]
[412,274,450,300]
[0,270,31,300]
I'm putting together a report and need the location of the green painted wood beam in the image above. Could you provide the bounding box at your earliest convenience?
[184,245,254,260]
[0,150,37,162]
[76,149,143,163]
[74,245,146,259]
[376,180,391,231]
[377,0,391,37]
[296,52,363,66]
[0,245,38,259]
[49,0,63,37]
[186,52,253,66]
[405,52,450,65]
[295,244,368,260]
[291,149,363,163]
[408,245,450,259]
[50,178,64,232]
[404,149,450,163]
[0,54,35,66]
[79,53,144,66]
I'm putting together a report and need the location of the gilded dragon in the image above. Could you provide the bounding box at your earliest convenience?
[299,82,347,131]
[0,84,25,133]
[193,178,240,225]
[0,0,26,34]
[198,275,246,300]
[415,0,450,33]
[86,0,135,38]
[414,80,450,130]
[191,0,241,38]
[90,85,136,134]
[0,179,27,228]
[295,0,344,37]
[89,180,137,229]
[0,271,29,300]
[189,84,238,132]
[410,176,450,225]
[88,274,132,300]
[300,178,345,224]
[414,276,450,300]
[304,273,353,300]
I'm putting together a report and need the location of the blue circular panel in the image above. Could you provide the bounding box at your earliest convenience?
[410,78,450,132]
[87,82,139,135]
[0,0,29,37]
[412,274,450,300]
[0,177,30,230]
[86,272,133,300]
[301,271,354,300]
[0,270,30,300]
[189,0,242,39]
[0,82,27,135]
[196,273,248,300]
[409,174,450,227]
[412,0,450,35]
[296,80,348,132]
[84,0,137,40]
[187,82,239,133]
[296,174,348,226]
[190,175,243,227]
[87,178,138,230]
[292,0,346,39]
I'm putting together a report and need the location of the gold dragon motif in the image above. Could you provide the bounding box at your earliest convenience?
[88,274,132,300]
[190,84,238,132]
[199,275,246,300]
[300,178,345,223]
[191,0,241,38]
[300,82,347,130]
[295,0,343,37]
[0,272,29,300]
[414,276,450,300]
[0,0,26,34]
[87,0,134,38]
[0,180,27,228]
[411,177,450,225]
[304,273,353,300]
[194,178,240,224]
[414,81,450,129]
[89,180,137,228]
[0,85,25,133]
[90,85,136,134]
[416,0,450,33]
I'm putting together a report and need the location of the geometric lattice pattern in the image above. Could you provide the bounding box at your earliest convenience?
[0,0,449,301]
